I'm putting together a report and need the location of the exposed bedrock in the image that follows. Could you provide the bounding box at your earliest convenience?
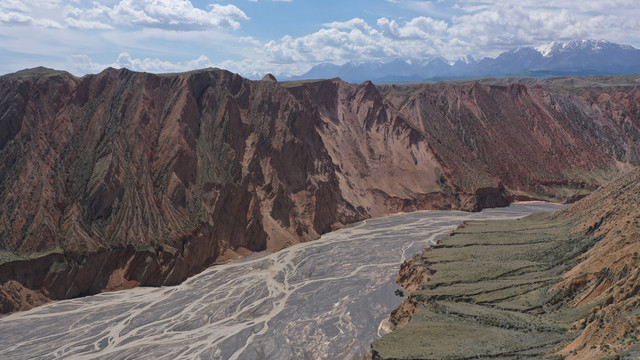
[1,68,640,312]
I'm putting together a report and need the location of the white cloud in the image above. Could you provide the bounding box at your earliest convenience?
[33,18,63,29]
[65,17,113,30]
[30,0,63,9]
[65,0,249,31]
[377,16,448,40]
[324,18,374,34]
[0,1,71,28]
[0,11,32,25]
[245,16,451,71]
[2,0,640,79]
[0,0,29,12]
[240,36,261,46]
[262,27,388,64]
[116,52,213,72]
[470,0,639,13]
[70,52,215,75]
[228,1,640,77]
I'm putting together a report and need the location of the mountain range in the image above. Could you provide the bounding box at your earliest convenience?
[285,40,640,83]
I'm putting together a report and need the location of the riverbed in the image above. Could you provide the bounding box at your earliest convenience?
[0,202,562,360]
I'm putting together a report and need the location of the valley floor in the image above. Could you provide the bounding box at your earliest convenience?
[0,204,558,360]
[371,212,640,359]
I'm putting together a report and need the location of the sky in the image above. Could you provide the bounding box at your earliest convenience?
[1,0,640,78]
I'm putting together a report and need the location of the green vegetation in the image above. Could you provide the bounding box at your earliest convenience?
[0,247,64,266]
[471,74,640,88]
[279,78,333,88]
[372,212,602,359]
[2,66,71,79]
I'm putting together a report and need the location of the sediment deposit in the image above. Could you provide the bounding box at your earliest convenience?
[0,203,559,359]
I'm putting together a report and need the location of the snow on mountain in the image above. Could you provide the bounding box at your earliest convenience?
[285,40,640,83]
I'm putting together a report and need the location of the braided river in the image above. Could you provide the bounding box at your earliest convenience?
[0,202,562,360]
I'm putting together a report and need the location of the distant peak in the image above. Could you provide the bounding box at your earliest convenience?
[261,73,277,82]
[5,66,72,79]
[456,55,477,65]
[535,41,558,57]
[535,39,625,57]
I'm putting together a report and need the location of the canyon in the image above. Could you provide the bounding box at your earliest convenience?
[1,67,640,313]
[0,203,559,359]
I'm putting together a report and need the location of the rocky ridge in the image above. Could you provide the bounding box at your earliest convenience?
[1,68,640,312]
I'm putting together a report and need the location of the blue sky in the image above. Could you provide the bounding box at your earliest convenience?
[1,0,640,78]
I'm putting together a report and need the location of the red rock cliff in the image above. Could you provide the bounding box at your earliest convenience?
[1,68,639,312]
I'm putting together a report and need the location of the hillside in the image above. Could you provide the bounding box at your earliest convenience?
[1,68,640,312]
[371,168,640,359]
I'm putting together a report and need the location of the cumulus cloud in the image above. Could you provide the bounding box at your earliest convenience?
[377,16,448,40]
[0,11,32,25]
[2,0,640,79]
[64,0,249,31]
[70,52,215,74]
[254,16,451,67]
[236,1,640,77]
[324,18,374,34]
[0,0,29,12]
[262,27,388,64]
[116,52,213,72]
[0,0,62,27]
[0,0,248,31]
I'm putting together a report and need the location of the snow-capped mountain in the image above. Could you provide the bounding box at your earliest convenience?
[536,39,636,57]
[284,40,640,83]
[455,55,477,66]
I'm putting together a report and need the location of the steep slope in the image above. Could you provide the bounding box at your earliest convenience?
[288,80,449,216]
[0,68,363,312]
[551,168,640,359]
[1,68,640,313]
[381,80,640,205]
[371,168,640,359]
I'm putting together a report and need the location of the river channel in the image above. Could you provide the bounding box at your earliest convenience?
[0,202,562,360]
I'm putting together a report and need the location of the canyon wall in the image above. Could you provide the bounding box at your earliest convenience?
[1,68,639,312]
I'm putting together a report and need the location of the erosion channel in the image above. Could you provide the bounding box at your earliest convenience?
[0,202,561,360]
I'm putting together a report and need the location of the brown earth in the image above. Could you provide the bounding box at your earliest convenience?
[1,67,640,313]
[551,168,640,359]
[371,168,640,359]
[388,254,432,330]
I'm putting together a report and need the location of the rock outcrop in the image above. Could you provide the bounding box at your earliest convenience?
[388,254,432,330]
[1,68,640,313]
[551,168,640,359]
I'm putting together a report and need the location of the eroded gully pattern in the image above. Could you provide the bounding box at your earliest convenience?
[0,202,562,360]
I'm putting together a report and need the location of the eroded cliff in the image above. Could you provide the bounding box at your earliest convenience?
[1,68,639,312]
